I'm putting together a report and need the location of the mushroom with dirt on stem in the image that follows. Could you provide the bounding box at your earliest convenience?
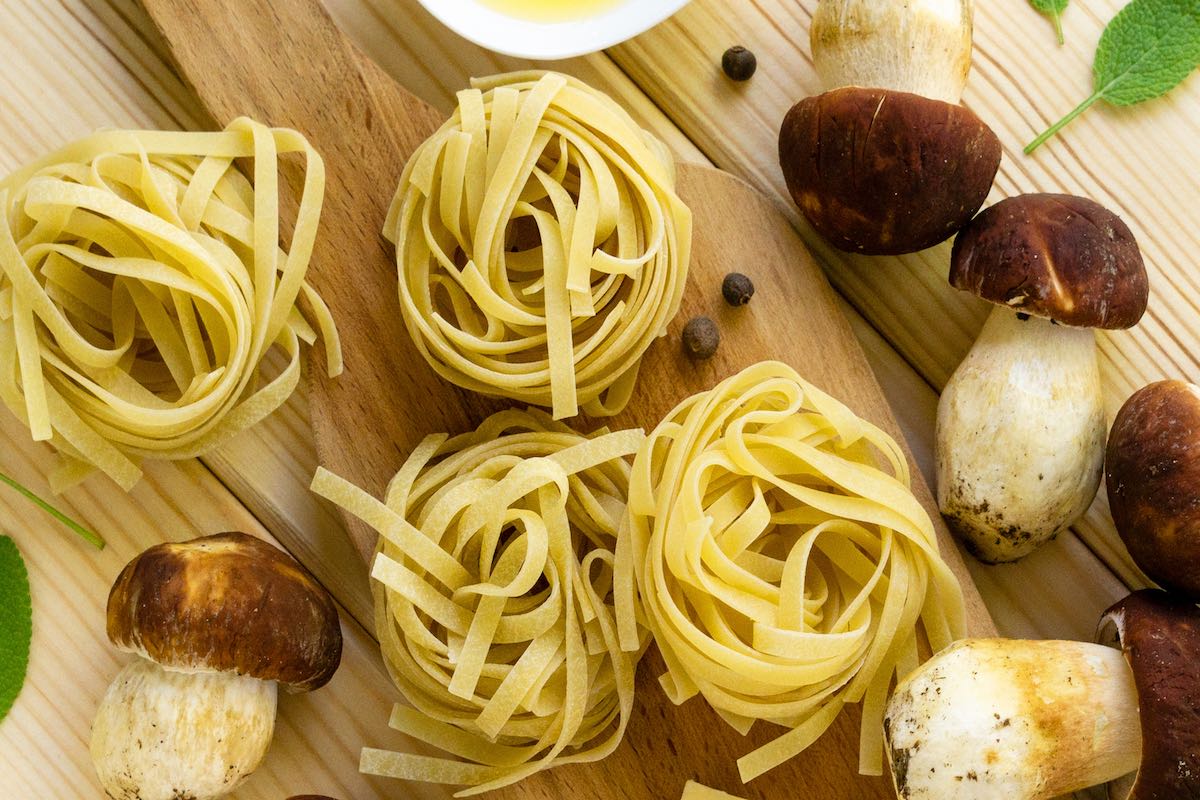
[778,0,1002,255]
[937,193,1148,563]
[90,532,343,800]
[883,589,1200,799]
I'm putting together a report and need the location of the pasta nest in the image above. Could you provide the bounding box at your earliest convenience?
[0,119,340,490]
[311,409,648,796]
[616,361,966,781]
[386,71,691,421]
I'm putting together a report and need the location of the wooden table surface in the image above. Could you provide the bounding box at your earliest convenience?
[1,0,1184,797]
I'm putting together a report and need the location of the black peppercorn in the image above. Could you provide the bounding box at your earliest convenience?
[721,46,757,82]
[722,272,755,306]
[682,316,720,359]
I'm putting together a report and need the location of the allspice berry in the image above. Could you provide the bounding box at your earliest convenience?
[682,316,720,359]
[722,272,755,306]
[721,46,757,81]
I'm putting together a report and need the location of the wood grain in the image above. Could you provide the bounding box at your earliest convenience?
[606,0,1200,586]
[135,0,996,797]
[307,0,1134,637]
[0,0,1120,644]
[0,0,1135,798]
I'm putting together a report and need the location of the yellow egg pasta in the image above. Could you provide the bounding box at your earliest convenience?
[311,408,648,796]
[616,361,966,781]
[681,780,745,800]
[0,118,341,491]
[385,71,691,420]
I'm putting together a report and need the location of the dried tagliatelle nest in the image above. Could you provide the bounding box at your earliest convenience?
[386,70,691,420]
[617,361,967,781]
[311,409,648,796]
[0,118,340,490]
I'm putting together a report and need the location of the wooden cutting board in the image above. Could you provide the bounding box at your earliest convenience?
[138,0,995,797]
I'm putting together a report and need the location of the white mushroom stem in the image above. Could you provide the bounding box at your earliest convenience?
[810,0,973,103]
[936,307,1105,562]
[90,658,277,800]
[885,639,1141,799]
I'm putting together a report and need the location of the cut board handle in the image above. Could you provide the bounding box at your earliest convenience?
[141,0,442,148]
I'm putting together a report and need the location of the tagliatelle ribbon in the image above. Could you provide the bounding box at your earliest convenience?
[385,71,691,420]
[0,118,341,490]
[311,408,648,796]
[616,361,966,781]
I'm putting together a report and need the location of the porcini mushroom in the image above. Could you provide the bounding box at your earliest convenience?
[937,193,1148,563]
[90,532,342,800]
[1107,380,1200,600]
[883,589,1200,799]
[778,0,1002,255]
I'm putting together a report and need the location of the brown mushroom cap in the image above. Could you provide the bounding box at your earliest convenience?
[107,532,342,691]
[1097,590,1200,800]
[1107,381,1200,599]
[778,87,1001,255]
[950,193,1148,328]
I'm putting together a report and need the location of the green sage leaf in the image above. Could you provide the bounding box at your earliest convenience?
[1030,0,1069,45]
[0,536,32,723]
[1027,0,1200,152]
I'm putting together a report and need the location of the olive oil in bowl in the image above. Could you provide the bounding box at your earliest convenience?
[478,0,627,22]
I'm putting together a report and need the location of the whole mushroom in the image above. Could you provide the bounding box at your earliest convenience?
[1107,380,1200,599]
[778,0,1002,255]
[90,532,343,800]
[883,589,1200,799]
[937,193,1148,563]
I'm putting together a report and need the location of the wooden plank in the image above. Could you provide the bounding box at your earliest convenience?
[134,1,996,796]
[606,0,1200,586]
[318,0,1138,626]
[0,0,1133,797]
[0,0,1123,637]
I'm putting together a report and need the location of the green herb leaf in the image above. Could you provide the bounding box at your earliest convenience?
[1030,0,1069,45]
[0,472,104,549]
[1027,0,1200,152]
[0,536,32,723]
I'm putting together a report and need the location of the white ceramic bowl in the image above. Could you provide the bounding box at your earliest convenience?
[415,0,692,60]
